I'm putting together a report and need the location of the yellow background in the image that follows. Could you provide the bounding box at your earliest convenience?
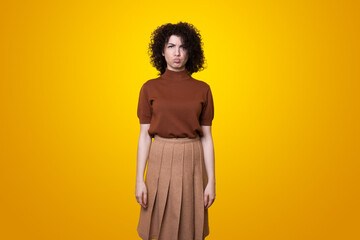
[1,0,359,239]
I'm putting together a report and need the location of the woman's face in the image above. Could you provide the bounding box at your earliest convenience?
[162,35,189,71]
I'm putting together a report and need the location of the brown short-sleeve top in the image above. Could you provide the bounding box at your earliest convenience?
[137,67,214,138]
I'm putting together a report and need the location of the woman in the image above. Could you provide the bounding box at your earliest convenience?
[135,21,215,240]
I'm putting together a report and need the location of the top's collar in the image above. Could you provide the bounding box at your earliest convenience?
[161,67,191,81]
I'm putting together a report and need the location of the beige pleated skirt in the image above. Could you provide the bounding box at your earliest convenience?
[137,134,209,240]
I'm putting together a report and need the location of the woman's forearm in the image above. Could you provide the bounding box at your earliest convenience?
[136,132,152,183]
[201,135,215,184]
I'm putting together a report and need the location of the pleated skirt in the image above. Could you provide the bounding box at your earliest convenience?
[137,134,209,240]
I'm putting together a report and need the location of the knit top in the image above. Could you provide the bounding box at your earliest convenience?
[137,67,214,138]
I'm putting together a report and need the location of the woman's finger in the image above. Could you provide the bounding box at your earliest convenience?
[143,191,147,208]
[204,194,209,207]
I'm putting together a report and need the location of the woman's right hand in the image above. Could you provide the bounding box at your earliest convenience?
[135,181,148,208]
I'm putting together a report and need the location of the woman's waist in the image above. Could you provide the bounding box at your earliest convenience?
[153,134,200,143]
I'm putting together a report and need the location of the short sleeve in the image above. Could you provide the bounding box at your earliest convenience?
[137,83,152,124]
[199,85,214,126]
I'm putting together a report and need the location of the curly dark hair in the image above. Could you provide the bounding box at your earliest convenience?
[148,21,206,76]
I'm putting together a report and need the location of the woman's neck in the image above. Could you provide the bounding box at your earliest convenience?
[161,67,191,81]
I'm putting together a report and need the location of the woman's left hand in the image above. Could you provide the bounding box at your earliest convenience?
[204,181,216,208]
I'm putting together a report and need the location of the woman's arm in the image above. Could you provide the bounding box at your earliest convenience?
[200,125,216,208]
[135,124,152,208]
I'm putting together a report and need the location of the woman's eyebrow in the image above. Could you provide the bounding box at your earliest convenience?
[168,42,184,46]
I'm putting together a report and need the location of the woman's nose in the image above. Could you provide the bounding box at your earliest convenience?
[175,48,180,55]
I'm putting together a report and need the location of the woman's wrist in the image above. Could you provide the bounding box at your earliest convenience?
[136,177,145,184]
[207,178,215,184]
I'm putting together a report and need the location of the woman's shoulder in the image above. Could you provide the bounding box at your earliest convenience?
[189,76,211,89]
[141,76,162,88]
